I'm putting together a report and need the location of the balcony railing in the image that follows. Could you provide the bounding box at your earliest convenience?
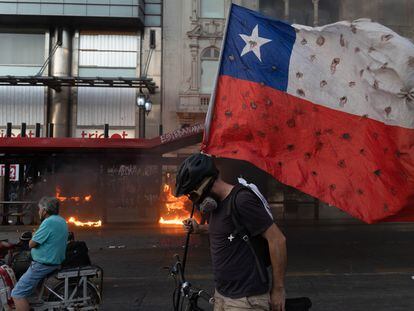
[178,94,211,113]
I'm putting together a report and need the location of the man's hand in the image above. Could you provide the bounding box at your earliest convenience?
[182,218,200,233]
[182,218,209,234]
[270,287,286,311]
[29,239,38,249]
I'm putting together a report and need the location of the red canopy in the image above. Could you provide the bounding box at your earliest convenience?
[0,124,204,154]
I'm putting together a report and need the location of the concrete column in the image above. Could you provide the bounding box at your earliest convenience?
[313,0,320,26]
[189,43,199,91]
[283,0,290,21]
[48,28,72,137]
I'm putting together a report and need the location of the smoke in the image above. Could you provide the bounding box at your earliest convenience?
[17,155,169,224]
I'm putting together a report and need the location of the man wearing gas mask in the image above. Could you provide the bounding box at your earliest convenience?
[11,197,68,311]
[177,153,287,311]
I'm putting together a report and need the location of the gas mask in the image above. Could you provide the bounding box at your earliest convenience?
[198,196,218,214]
[187,176,218,214]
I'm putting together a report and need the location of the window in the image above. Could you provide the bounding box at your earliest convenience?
[289,0,313,25]
[77,32,138,127]
[200,0,224,18]
[0,32,45,75]
[200,47,220,94]
[318,0,340,26]
[259,0,284,19]
[78,33,138,78]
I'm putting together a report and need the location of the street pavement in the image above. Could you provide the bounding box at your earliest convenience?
[1,222,414,310]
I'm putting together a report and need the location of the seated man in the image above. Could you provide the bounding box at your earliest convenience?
[11,197,68,311]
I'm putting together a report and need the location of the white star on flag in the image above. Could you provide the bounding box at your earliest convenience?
[239,25,272,62]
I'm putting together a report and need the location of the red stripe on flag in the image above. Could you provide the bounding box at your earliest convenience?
[202,76,414,223]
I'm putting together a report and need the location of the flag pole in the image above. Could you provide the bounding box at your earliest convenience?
[203,2,233,145]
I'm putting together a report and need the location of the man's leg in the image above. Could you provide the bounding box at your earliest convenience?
[214,290,271,311]
[214,290,225,311]
[13,298,30,311]
[11,262,58,311]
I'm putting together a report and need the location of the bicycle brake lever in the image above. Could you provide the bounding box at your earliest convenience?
[198,290,215,305]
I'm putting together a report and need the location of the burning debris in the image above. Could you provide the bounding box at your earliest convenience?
[158,179,193,226]
[55,187,101,227]
[159,217,187,225]
[56,187,92,203]
[67,217,102,228]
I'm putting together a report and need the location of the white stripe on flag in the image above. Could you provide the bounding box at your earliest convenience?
[287,19,414,129]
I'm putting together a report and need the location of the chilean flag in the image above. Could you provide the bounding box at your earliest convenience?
[201,4,414,223]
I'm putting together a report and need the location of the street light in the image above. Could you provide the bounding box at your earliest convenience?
[136,93,152,138]
[144,99,152,115]
[136,93,146,108]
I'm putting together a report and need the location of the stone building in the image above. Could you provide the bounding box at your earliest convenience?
[0,0,162,139]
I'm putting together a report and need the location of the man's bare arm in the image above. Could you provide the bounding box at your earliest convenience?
[29,239,38,249]
[263,223,287,311]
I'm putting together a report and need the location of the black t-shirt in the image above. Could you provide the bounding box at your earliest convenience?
[209,187,274,299]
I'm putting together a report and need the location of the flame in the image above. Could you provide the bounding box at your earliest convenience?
[67,217,102,227]
[159,217,185,225]
[159,183,192,226]
[56,187,93,203]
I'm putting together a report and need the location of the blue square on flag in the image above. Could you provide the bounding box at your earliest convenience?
[220,4,296,92]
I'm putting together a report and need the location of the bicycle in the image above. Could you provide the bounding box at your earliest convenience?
[169,253,214,311]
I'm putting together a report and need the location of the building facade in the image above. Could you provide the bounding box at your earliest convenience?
[0,0,162,139]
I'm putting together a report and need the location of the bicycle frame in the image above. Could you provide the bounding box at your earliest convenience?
[170,254,213,311]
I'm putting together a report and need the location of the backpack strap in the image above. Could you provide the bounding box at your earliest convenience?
[227,184,268,284]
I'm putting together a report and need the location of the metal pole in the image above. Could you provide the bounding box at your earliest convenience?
[204,3,232,144]
[6,122,12,137]
[139,107,145,139]
[182,203,196,273]
[48,28,71,137]
[104,124,109,138]
[2,127,11,225]
[2,165,10,225]
[48,123,54,138]
[176,203,196,311]
[17,124,26,225]
[35,123,41,137]
[20,123,26,138]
